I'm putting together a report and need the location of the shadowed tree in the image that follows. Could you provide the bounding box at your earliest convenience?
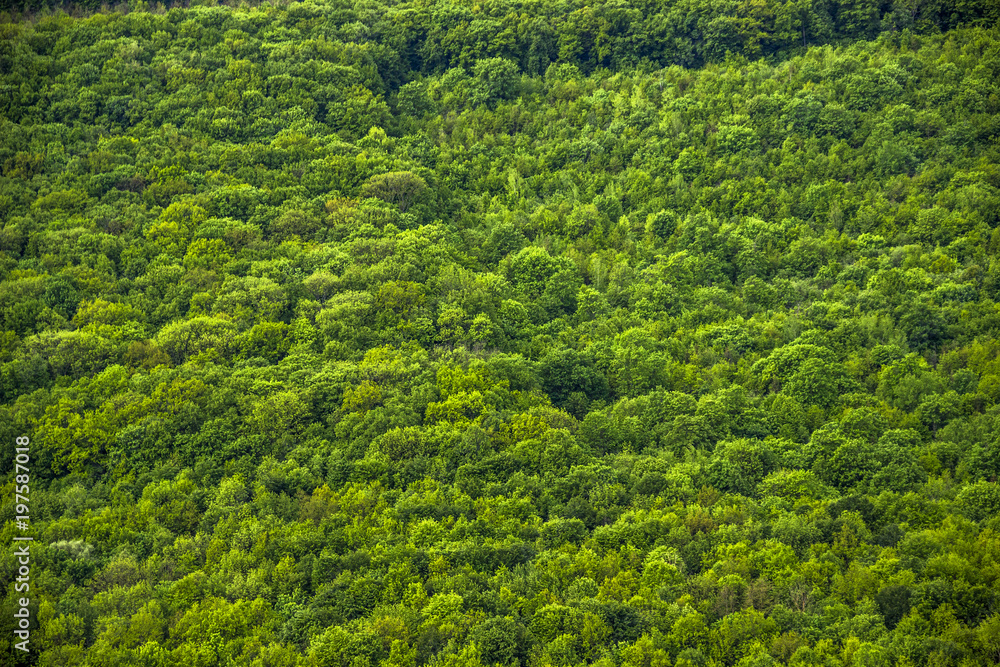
[360,171,429,212]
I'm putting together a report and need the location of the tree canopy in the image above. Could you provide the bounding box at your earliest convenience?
[2,1,1000,666]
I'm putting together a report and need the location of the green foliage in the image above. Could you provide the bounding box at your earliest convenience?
[471,58,521,108]
[2,4,1000,666]
[473,617,531,667]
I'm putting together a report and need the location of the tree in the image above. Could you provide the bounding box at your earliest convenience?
[327,85,390,139]
[875,585,911,630]
[647,210,679,241]
[396,80,433,118]
[360,171,429,212]
[539,347,610,410]
[155,316,238,364]
[707,439,778,496]
[471,58,520,108]
[472,617,531,667]
[504,247,576,300]
[483,221,528,265]
[956,481,1000,522]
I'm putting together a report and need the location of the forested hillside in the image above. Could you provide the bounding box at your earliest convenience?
[2,0,1000,665]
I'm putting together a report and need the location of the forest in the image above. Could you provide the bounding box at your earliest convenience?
[1,0,1000,665]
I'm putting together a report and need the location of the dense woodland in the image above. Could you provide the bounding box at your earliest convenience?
[2,0,1000,665]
